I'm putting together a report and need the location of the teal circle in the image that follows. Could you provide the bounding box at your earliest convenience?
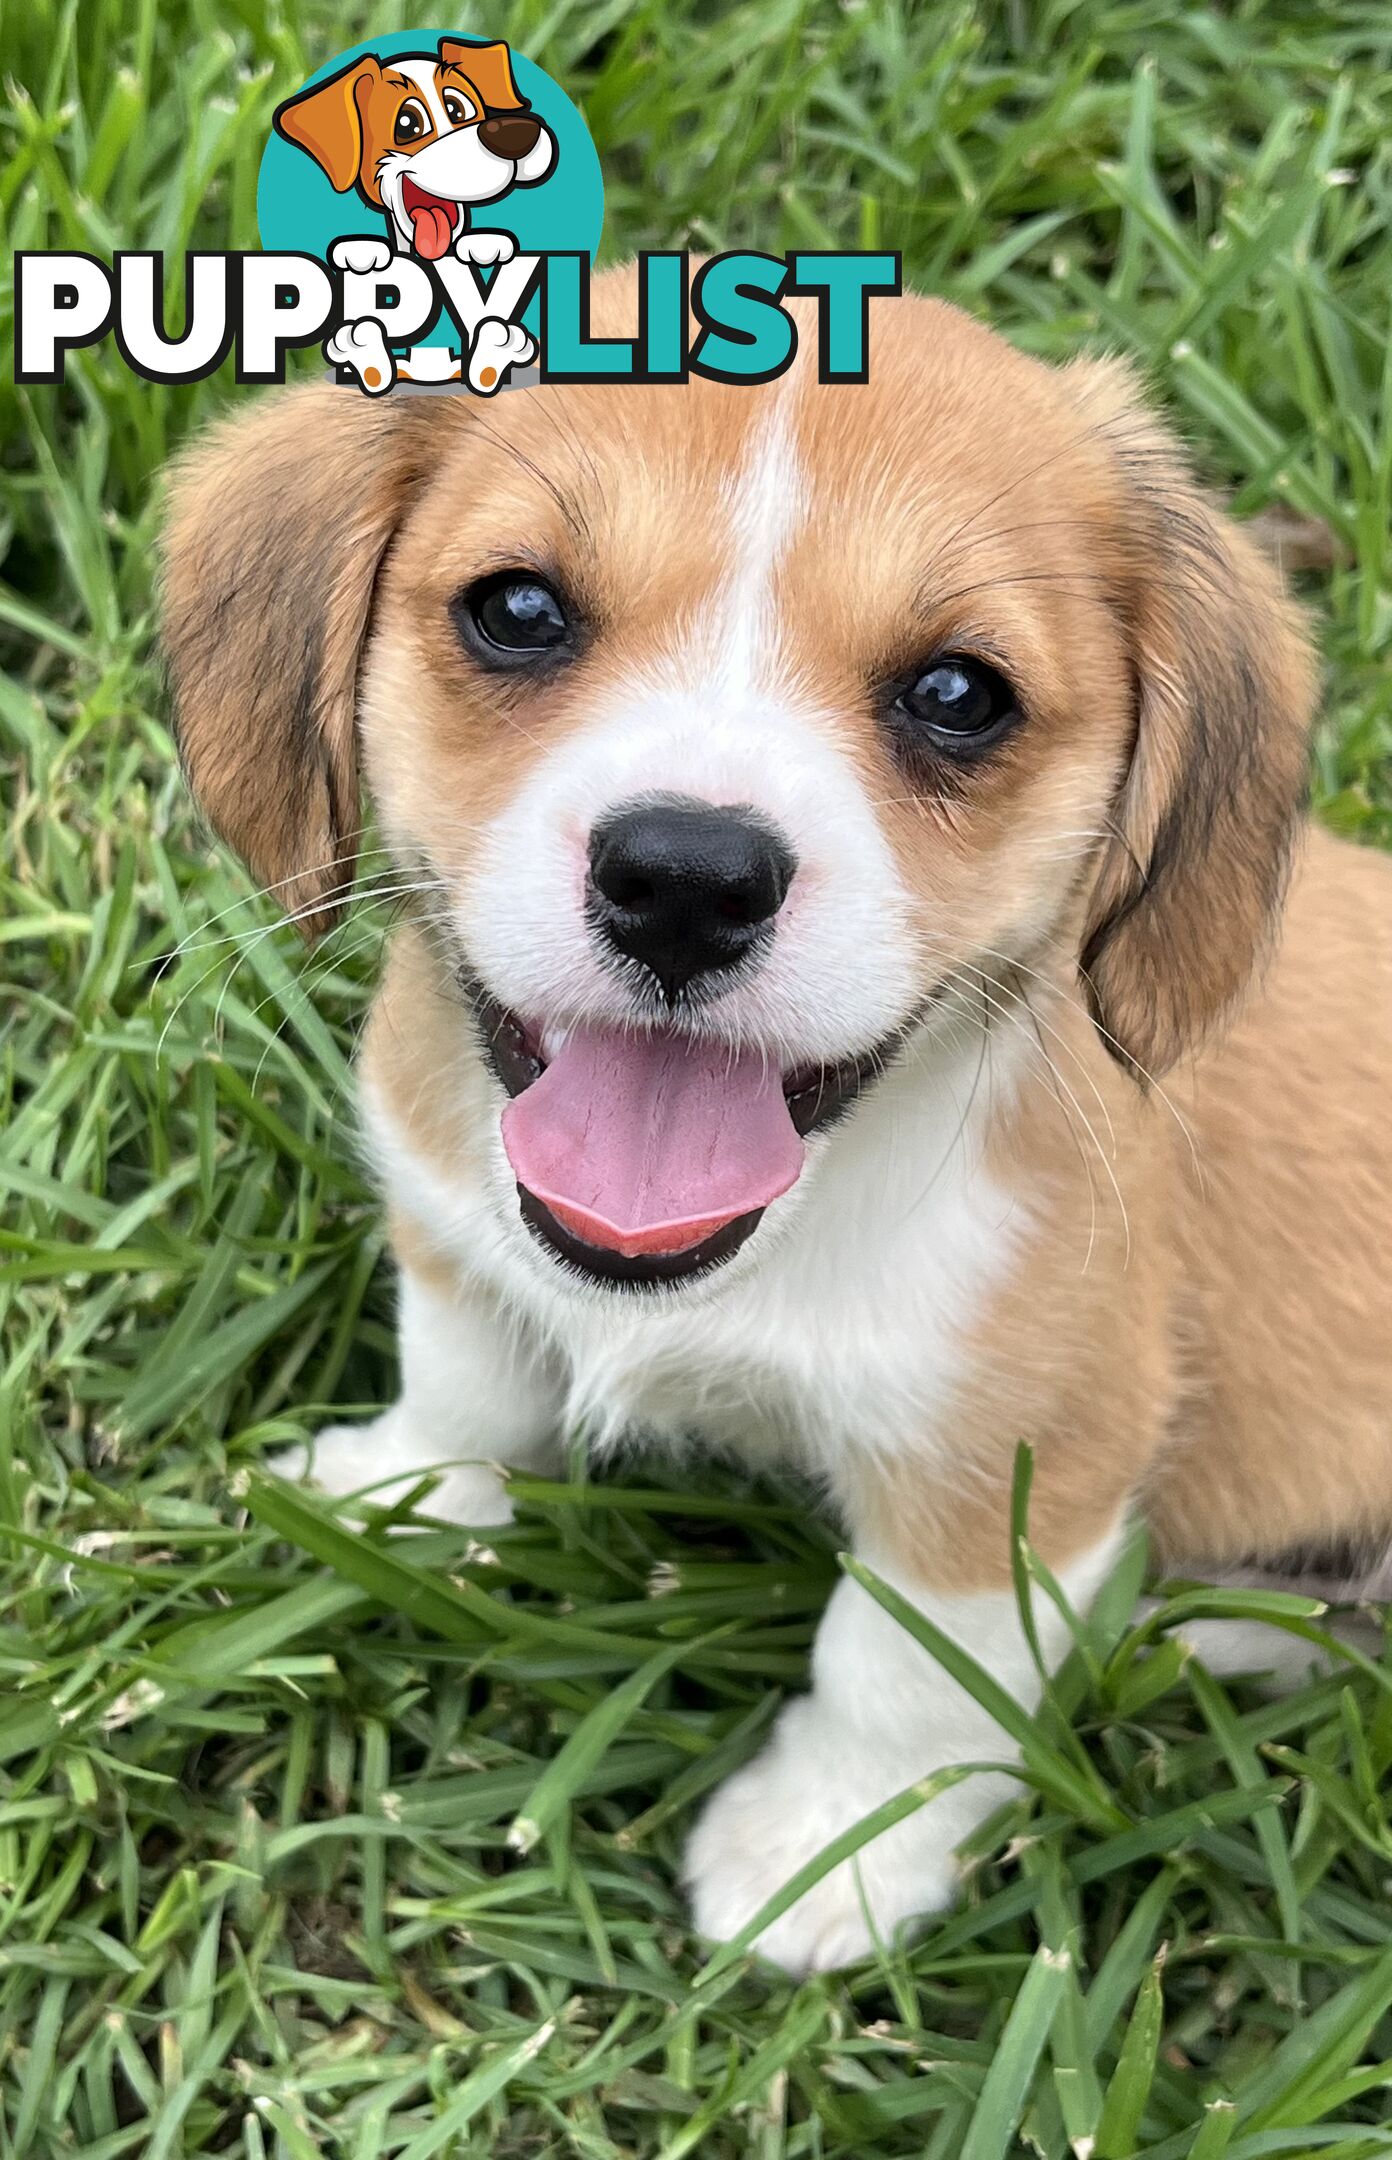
[256,29,603,347]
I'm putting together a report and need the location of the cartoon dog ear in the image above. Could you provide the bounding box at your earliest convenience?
[162,384,434,935]
[273,57,379,192]
[1073,358,1317,1080]
[439,37,526,111]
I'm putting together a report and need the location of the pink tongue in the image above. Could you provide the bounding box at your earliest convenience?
[410,202,454,260]
[501,1025,805,1259]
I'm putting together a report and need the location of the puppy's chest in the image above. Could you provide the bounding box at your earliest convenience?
[370,1059,1027,1471]
[550,1157,1025,1467]
[539,1173,1024,1476]
[552,1283,924,1467]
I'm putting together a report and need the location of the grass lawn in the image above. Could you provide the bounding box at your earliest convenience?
[4,0,1392,2152]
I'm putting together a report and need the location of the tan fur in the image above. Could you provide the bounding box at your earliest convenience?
[389,1203,466,1299]
[164,269,1392,1600]
[362,921,481,1175]
[862,996,1177,1592]
[1147,827,1392,1565]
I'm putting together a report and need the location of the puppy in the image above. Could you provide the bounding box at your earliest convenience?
[163,270,1392,1975]
[275,39,554,390]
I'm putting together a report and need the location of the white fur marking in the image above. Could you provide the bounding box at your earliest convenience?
[716,392,806,695]
[357,1027,1027,1479]
[273,1256,564,1523]
[442,393,920,1075]
[394,54,452,131]
[685,1523,1125,1973]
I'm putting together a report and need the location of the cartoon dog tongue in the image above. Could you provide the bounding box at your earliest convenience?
[401,180,458,260]
[501,1025,805,1258]
[409,196,456,260]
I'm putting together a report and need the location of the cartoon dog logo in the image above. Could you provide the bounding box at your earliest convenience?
[274,38,555,393]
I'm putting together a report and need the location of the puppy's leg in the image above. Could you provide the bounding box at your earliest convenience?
[270,1265,563,1526]
[685,1501,1124,1976]
[1139,1605,1383,1688]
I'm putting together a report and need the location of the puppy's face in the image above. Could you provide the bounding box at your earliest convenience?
[366,314,1136,1281]
[275,40,556,259]
[165,280,1314,1293]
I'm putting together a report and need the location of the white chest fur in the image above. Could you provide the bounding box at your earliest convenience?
[364,1023,1028,1482]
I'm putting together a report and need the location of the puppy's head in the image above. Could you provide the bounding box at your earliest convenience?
[164,274,1315,1291]
[274,39,555,258]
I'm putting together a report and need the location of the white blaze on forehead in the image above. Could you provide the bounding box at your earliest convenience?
[712,387,808,697]
[446,369,923,1067]
[393,55,452,132]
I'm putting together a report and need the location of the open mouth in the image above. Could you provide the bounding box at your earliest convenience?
[401,176,462,261]
[465,982,899,1290]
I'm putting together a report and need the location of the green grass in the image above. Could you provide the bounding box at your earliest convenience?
[3,0,1392,2151]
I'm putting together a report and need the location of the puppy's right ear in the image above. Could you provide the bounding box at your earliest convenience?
[1069,359,1317,1078]
[273,58,379,192]
[162,383,430,933]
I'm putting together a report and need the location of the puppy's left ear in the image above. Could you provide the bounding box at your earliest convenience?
[162,384,436,935]
[440,38,526,111]
[1073,358,1318,1079]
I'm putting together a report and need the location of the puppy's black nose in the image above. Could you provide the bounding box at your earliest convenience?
[479,111,541,159]
[589,801,796,1002]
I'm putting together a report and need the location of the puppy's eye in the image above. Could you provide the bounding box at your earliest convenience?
[442,89,473,125]
[394,98,430,145]
[895,656,1018,747]
[452,572,573,666]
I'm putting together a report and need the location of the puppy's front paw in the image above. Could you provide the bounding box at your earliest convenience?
[454,229,516,267]
[684,1702,960,1975]
[468,317,535,394]
[267,1411,516,1526]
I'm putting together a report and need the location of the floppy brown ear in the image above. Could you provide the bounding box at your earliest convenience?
[273,58,378,192]
[440,38,525,111]
[1073,358,1318,1079]
[162,384,432,935]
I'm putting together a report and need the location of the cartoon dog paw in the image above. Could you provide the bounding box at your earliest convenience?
[454,229,517,268]
[325,319,396,396]
[329,236,395,277]
[468,317,535,395]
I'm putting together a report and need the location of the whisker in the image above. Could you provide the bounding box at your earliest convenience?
[916,401,1137,597]
[249,924,388,1093]
[889,968,995,1228]
[998,962,1118,1159]
[975,971,1130,1268]
[154,878,450,1068]
[969,939,1202,1180]
[466,407,594,551]
[140,829,398,972]
[967,972,1106,1271]
[171,875,451,959]
[927,511,1115,556]
[897,940,1114,1270]
[903,918,1201,1184]
[925,570,1105,613]
[532,388,608,521]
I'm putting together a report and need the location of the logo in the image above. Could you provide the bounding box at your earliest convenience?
[15,31,899,394]
[260,31,601,393]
